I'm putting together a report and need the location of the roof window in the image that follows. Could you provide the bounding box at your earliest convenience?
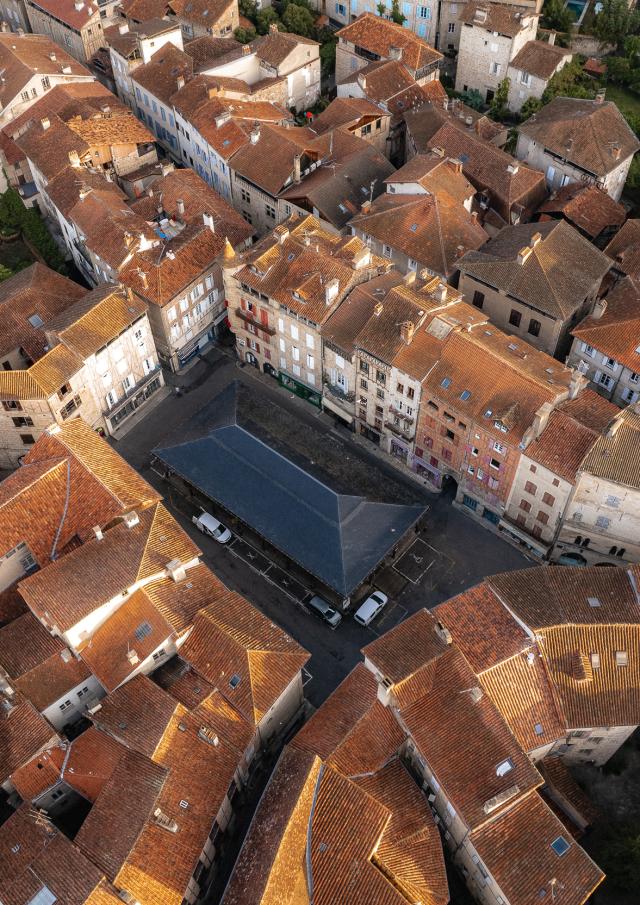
[616,650,628,667]
[229,674,242,688]
[460,390,471,400]
[534,723,544,736]
[28,314,44,328]
[551,836,571,857]
[496,758,514,777]
[410,223,418,231]
[441,377,451,388]
[27,888,57,905]
[587,597,601,608]
[135,621,153,641]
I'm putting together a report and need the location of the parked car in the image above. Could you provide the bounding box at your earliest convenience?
[192,510,232,544]
[307,595,342,628]
[353,590,388,626]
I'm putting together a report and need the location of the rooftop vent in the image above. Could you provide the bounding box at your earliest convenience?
[123,512,139,529]
[198,727,219,746]
[153,808,178,833]
[166,558,186,582]
[126,649,140,666]
[483,784,520,814]
[93,525,103,541]
[435,620,452,645]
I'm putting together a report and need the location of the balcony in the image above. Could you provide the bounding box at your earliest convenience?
[323,379,355,406]
[103,366,163,427]
[235,308,275,336]
[388,403,414,425]
[385,420,414,442]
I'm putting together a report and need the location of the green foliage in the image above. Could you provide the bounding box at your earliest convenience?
[598,823,640,888]
[459,88,484,110]
[489,77,511,121]
[541,58,596,102]
[234,25,256,43]
[377,2,387,16]
[594,0,640,51]
[627,152,640,191]
[391,0,405,24]
[606,36,640,91]
[541,0,575,34]
[0,263,13,282]
[0,188,66,272]
[281,2,315,37]
[239,0,258,22]
[319,32,337,77]
[256,7,280,33]
[520,96,543,120]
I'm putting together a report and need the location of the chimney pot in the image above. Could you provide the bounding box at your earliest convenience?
[41,117,50,131]
[176,75,185,90]
[203,211,214,231]
[176,197,185,220]
[595,88,606,104]
[591,298,607,320]
[400,321,415,344]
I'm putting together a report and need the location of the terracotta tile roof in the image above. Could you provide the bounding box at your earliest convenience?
[64,726,126,802]
[129,167,252,247]
[337,13,442,72]
[10,744,66,801]
[509,39,572,80]
[362,608,449,691]
[341,58,415,99]
[28,0,102,28]
[168,0,235,28]
[44,165,126,219]
[120,222,223,306]
[470,792,603,904]
[293,663,405,776]
[132,43,194,106]
[387,152,476,205]
[403,97,503,150]
[322,272,403,355]
[537,183,625,239]
[66,108,154,146]
[228,121,318,196]
[0,263,86,361]
[183,34,243,69]
[312,96,387,135]
[460,1,536,37]
[79,589,175,692]
[539,757,599,826]
[93,674,179,758]
[85,880,129,905]
[605,219,640,280]
[44,285,148,361]
[350,190,488,278]
[459,220,610,320]
[524,390,618,483]
[422,121,546,222]
[252,30,318,67]
[19,502,200,632]
[121,0,169,20]
[580,405,640,489]
[0,583,28,628]
[0,34,91,111]
[14,115,90,182]
[0,695,57,785]
[520,97,640,178]
[572,276,640,373]
[0,806,108,905]
[143,560,229,634]
[75,748,168,880]
[181,591,309,725]
[23,417,161,514]
[399,644,543,830]
[105,19,180,58]
[235,214,389,326]
[152,655,216,709]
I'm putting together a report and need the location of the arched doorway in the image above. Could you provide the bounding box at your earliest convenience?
[245,351,258,368]
[263,362,277,378]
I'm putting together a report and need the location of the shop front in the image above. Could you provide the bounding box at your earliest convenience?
[278,372,321,408]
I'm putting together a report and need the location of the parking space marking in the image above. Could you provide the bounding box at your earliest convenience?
[394,539,437,584]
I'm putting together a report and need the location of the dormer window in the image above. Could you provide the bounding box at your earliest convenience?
[495,758,514,777]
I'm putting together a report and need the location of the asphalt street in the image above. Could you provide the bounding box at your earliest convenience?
[111,347,531,708]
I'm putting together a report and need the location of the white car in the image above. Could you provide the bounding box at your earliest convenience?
[192,511,232,544]
[353,590,388,626]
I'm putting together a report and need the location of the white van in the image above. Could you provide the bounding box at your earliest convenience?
[353,591,388,627]
[192,511,232,544]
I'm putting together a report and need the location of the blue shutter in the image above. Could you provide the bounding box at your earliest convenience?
[417,22,426,35]
[403,2,411,16]
[425,6,431,18]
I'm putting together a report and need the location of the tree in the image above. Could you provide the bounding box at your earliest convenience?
[520,96,543,120]
[598,824,640,889]
[541,58,595,102]
[541,0,575,33]
[239,0,258,22]
[489,77,511,120]
[318,31,337,78]
[391,0,405,24]
[234,25,256,43]
[459,88,484,110]
[0,263,13,282]
[256,7,280,33]
[377,2,387,16]
[281,3,315,37]
[594,0,640,52]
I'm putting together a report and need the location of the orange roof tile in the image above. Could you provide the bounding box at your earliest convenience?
[337,13,442,72]
[605,218,640,280]
[572,276,640,374]
[64,726,126,802]
[1,696,57,785]
[11,745,66,801]
[92,674,179,759]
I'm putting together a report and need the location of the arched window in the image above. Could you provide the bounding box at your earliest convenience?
[575,536,582,545]
[609,546,618,555]
[581,538,590,548]
[617,548,626,558]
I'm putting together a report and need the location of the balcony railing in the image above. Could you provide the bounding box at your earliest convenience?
[385,420,414,442]
[323,380,355,405]
[234,308,276,336]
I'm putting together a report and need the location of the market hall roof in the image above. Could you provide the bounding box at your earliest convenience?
[153,382,425,596]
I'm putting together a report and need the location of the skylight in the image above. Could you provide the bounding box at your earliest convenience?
[495,757,514,777]
[460,390,471,401]
[410,223,418,231]
[134,621,152,641]
[229,674,242,688]
[441,377,451,388]
[587,597,601,608]
[534,723,544,736]
[28,313,44,328]
[551,836,571,857]
[27,888,57,905]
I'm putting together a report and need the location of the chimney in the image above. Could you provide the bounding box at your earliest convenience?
[0,21,9,33]
[161,161,174,177]
[41,117,50,131]
[274,224,289,244]
[435,620,452,644]
[166,558,186,582]
[400,321,415,344]
[92,525,103,541]
[448,158,463,175]
[74,1,84,10]
[49,51,57,62]
[360,199,371,214]
[530,231,542,248]
[595,88,606,105]
[68,149,81,167]
[374,301,384,315]
[403,270,416,286]
[591,298,607,320]
[123,511,140,529]
[568,369,586,400]
[242,44,251,56]
[352,246,371,269]
[100,104,111,115]
[507,162,519,175]
[325,278,339,305]
[434,282,447,302]
[611,142,621,160]
[531,401,553,439]
[548,30,556,45]
[293,153,301,182]
[176,75,185,90]
[483,785,520,815]
[471,211,479,224]
[176,197,185,221]
[250,125,260,145]
[431,146,444,158]
[269,22,278,33]
[79,184,92,201]
[215,111,231,127]
[359,75,367,90]
[388,45,402,61]
[203,211,214,231]
[61,65,72,74]
[118,22,129,34]
[466,115,473,127]
[517,246,532,266]
[127,648,140,666]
